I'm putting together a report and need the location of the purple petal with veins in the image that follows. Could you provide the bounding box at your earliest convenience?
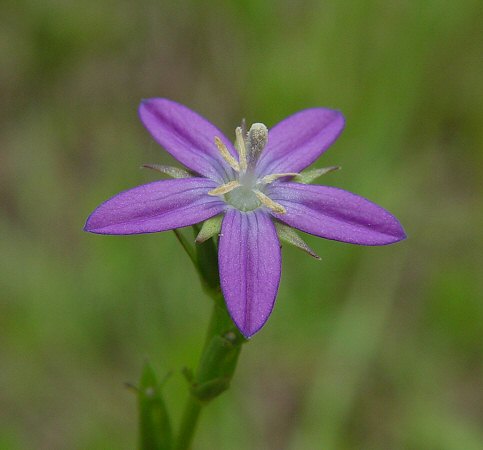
[219,209,281,338]
[84,178,224,235]
[268,182,406,245]
[139,98,236,182]
[256,108,345,175]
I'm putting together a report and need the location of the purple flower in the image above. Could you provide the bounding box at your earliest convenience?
[85,98,406,337]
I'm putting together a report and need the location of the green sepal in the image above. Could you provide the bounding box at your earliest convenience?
[138,362,173,450]
[275,222,321,259]
[293,165,340,184]
[195,215,222,244]
[142,164,193,179]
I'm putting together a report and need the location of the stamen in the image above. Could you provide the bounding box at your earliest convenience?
[235,127,248,172]
[208,180,241,196]
[253,189,286,214]
[259,172,299,184]
[214,136,239,172]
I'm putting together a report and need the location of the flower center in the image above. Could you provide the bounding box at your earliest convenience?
[224,185,261,212]
[208,122,298,214]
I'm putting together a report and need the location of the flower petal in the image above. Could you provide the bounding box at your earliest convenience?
[268,182,406,245]
[84,178,224,235]
[219,209,281,338]
[139,98,236,182]
[256,108,345,175]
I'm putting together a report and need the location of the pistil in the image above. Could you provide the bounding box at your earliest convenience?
[247,123,268,169]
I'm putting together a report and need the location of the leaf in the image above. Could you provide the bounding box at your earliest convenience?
[138,363,173,450]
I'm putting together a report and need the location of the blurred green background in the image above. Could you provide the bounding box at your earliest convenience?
[1,0,482,449]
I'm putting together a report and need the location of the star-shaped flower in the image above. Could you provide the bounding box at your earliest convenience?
[84,98,406,337]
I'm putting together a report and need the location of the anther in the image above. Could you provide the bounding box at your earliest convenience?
[253,189,286,214]
[235,127,248,172]
[214,136,239,172]
[208,181,240,196]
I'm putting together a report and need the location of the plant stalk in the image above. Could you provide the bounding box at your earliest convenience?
[174,297,244,450]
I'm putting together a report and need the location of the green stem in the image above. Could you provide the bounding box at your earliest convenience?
[174,397,202,450]
[174,298,244,450]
